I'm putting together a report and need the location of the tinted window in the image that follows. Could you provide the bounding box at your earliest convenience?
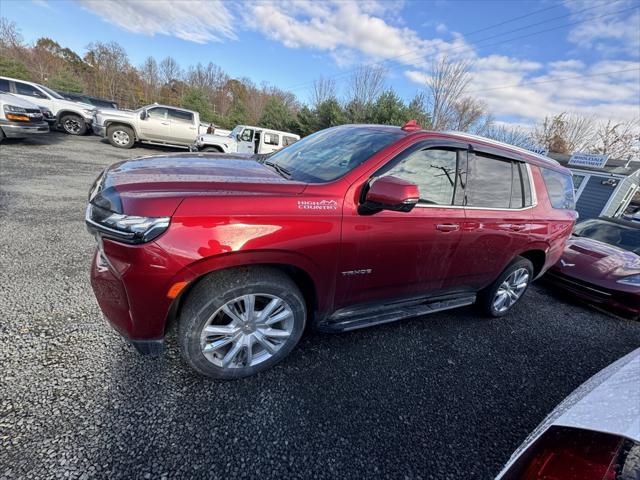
[15,82,47,99]
[168,109,194,123]
[283,136,297,146]
[264,133,279,145]
[574,220,640,254]
[464,153,514,208]
[147,107,167,119]
[541,168,575,209]
[267,126,404,183]
[0,79,10,92]
[382,149,458,205]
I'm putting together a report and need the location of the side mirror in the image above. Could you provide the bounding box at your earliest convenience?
[360,176,420,214]
[236,133,241,141]
[140,110,147,120]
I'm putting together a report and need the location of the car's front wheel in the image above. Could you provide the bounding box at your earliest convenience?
[477,256,534,317]
[60,114,87,135]
[179,267,306,379]
[107,125,135,149]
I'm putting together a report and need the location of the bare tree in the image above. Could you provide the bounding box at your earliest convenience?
[533,113,596,154]
[426,56,472,131]
[484,124,534,148]
[346,65,386,106]
[84,41,131,103]
[0,17,22,50]
[159,56,182,85]
[139,57,160,103]
[450,97,493,134]
[311,75,337,107]
[591,119,640,160]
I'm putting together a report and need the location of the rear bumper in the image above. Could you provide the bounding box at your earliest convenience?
[0,120,49,137]
[545,269,640,318]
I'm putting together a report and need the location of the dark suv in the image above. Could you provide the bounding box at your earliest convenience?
[86,122,576,378]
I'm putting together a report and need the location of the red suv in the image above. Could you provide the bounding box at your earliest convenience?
[86,123,576,378]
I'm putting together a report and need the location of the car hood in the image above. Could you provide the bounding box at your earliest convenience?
[96,107,135,119]
[552,236,640,282]
[0,92,40,109]
[56,98,94,110]
[90,153,307,216]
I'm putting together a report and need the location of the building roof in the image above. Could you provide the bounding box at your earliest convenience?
[550,153,640,176]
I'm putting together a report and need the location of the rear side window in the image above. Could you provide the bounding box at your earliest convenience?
[464,153,513,208]
[0,79,10,92]
[168,109,194,123]
[283,136,297,146]
[541,168,575,209]
[264,133,279,145]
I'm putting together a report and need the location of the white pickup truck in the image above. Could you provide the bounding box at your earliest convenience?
[93,104,208,149]
[193,125,300,154]
[0,76,95,135]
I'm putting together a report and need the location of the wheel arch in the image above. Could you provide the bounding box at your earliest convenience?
[56,110,85,123]
[164,262,320,336]
[517,249,547,279]
[105,121,138,140]
[202,144,224,152]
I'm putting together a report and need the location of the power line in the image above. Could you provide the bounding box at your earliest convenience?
[285,1,634,93]
[466,67,640,94]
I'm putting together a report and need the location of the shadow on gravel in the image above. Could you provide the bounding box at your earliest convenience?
[1,131,67,147]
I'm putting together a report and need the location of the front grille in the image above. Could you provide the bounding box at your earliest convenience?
[546,270,613,299]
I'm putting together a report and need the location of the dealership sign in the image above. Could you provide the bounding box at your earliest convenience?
[524,145,549,156]
[569,152,609,169]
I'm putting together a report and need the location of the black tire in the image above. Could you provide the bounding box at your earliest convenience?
[202,146,223,152]
[477,256,534,317]
[0,128,5,143]
[107,125,135,149]
[60,114,87,135]
[179,267,306,379]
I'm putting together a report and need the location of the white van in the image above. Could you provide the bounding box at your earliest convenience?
[193,125,300,154]
[0,76,95,135]
[0,92,49,142]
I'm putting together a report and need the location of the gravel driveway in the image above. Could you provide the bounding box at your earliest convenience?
[1,132,639,480]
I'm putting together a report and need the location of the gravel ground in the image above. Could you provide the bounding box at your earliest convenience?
[1,132,639,480]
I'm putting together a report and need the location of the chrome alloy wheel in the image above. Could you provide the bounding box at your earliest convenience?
[112,130,130,146]
[63,118,82,134]
[200,294,294,369]
[492,267,530,313]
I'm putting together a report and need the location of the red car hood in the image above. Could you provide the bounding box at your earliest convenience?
[91,154,307,216]
[552,236,640,284]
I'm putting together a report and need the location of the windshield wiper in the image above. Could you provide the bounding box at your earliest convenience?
[264,161,292,179]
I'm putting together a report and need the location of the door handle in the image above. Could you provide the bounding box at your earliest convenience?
[509,224,526,232]
[436,223,460,232]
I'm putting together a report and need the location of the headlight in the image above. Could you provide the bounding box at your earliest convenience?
[617,274,640,286]
[4,104,27,113]
[86,204,169,244]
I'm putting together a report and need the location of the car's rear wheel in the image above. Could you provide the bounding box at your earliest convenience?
[107,125,135,149]
[477,256,534,317]
[179,267,306,379]
[60,114,87,135]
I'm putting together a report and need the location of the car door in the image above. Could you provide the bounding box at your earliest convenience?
[237,128,255,154]
[455,149,533,289]
[168,108,197,145]
[335,145,467,308]
[11,80,53,111]
[138,107,170,142]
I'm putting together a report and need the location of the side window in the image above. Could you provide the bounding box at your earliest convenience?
[168,109,194,123]
[0,79,9,92]
[541,168,575,210]
[264,133,279,145]
[147,107,167,119]
[15,82,47,99]
[464,153,516,209]
[283,136,297,147]
[382,148,459,205]
[240,129,254,142]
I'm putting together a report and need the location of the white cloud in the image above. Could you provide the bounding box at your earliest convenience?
[79,0,236,44]
[564,0,640,58]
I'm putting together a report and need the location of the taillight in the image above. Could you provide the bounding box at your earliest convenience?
[502,426,638,480]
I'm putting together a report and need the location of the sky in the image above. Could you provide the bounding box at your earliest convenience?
[2,0,639,127]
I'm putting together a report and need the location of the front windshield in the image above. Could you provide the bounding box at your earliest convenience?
[39,85,65,99]
[229,126,243,138]
[268,126,404,183]
[574,220,640,254]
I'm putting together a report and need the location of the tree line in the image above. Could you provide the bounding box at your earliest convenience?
[1,18,637,158]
